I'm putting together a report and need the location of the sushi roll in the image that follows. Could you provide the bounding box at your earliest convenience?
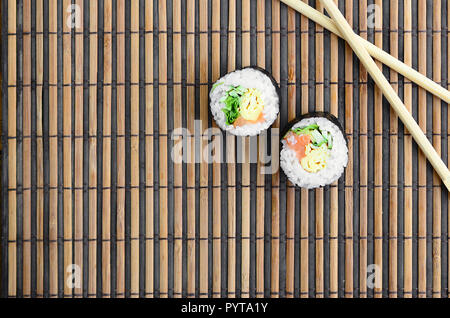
[280,112,348,189]
[209,67,280,136]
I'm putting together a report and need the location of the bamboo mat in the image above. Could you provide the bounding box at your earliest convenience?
[0,0,449,298]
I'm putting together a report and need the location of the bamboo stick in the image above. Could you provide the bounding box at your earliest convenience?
[343,0,353,298]
[279,0,450,104]
[173,0,183,299]
[48,0,58,298]
[211,0,221,298]
[403,0,413,299]
[389,0,399,298]
[130,0,140,299]
[199,0,209,298]
[315,1,325,299]
[74,0,84,298]
[186,0,196,298]
[22,0,32,298]
[329,0,339,299]
[88,0,98,298]
[102,0,112,297]
[36,0,44,298]
[145,0,154,298]
[373,0,383,298]
[285,5,296,299]
[159,0,169,298]
[271,0,280,298]
[62,0,73,298]
[116,0,126,298]
[256,0,265,299]
[448,0,450,299]
[8,0,17,298]
[241,0,251,299]
[227,0,236,298]
[432,0,441,298]
[418,0,427,298]
[358,0,368,299]
[300,6,309,298]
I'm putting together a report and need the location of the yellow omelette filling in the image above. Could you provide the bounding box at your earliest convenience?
[239,88,264,121]
[300,144,329,173]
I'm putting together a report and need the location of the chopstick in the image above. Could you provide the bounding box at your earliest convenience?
[318,0,450,192]
[280,0,450,104]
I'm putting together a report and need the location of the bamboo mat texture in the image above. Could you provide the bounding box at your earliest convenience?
[0,0,449,298]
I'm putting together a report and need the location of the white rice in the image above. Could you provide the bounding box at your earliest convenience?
[210,68,279,136]
[280,117,348,189]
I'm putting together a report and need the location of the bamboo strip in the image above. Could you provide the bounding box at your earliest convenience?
[271,0,280,298]
[389,0,399,298]
[358,0,368,299]
[256,0,265,299]
[418,0,427,298]
[102,0,112,297]
[22,0,32,298]
[62,0,73,298]
[130,0,140,299]
[36,0,44,298]
[186,0,196,298]
[448,0,450,299]
[344,0,353,298]
[241,0,251,299]
[373,0,383,299]
[300,6,309,298]
[227,0,236,298]
[403,0,413,299]
[432,0,441,298]
[88,0,98,298]
[74,0,84,298]
[7,0,17,297]
[48,0,58,298]
[199,0,209,299]
[329,0,339,299]
[211,0,221,298]
[279,0,450,104]
[159,0,169,298]
[285,5,296,299]
[315,1,325,299]
[173,0,183,299]
[116,0,126,298]
[145,0,154,298]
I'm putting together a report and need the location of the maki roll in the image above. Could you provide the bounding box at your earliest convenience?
[280,112,348,189]
[210,67,280,136]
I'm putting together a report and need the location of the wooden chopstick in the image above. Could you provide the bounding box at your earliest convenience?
[319,0,450,192]
[280,0,450,104]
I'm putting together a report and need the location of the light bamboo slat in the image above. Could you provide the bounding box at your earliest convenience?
[7,0,17,298]
[186,0,196,298]
[389,0,399,298]
[199,0,209,298]
[48,0,58,298]
[403,0,413,299]
[211,0,221,298]
[88,0,98,298]
[74,0,84,298]
[102,0,112,297]
[144,0,154,298]
[358,0,368,299]
[62,0,73,298]
[173,0,183,299]
[130,0,140,299]
[116,0,126,298]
